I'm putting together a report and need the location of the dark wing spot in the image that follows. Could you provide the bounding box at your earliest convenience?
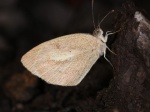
[55,43,60,49]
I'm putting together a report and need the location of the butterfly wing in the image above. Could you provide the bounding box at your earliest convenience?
[21,33,102,86]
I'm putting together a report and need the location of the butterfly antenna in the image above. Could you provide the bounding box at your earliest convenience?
[97,14,100,29]
[98,10,114,28]
[92,0,95,29]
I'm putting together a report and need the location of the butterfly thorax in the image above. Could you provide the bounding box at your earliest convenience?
[93,28,107,56]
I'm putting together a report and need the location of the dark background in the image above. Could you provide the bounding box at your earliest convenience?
[0,0,150,112]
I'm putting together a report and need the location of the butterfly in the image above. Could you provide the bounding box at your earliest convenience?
[21,2,118,86]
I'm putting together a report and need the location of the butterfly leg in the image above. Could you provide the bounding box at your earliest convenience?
[103,49,113,67]
[106,46,117,55]
[103,29,120,55]
[106,31,112,34]
[104,29,121,42]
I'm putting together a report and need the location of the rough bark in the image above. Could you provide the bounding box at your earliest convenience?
[78,2,150,112]
[111,3,150,112]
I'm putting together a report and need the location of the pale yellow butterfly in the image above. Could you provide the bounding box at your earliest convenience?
[21,1,117,86]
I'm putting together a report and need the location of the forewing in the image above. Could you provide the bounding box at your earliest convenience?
[21,33,101,86]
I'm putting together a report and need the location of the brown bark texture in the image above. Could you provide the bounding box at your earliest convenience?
[111,4,150,112]
[78,2,150,112]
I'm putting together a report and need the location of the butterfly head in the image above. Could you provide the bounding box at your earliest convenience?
[93,28,103,37]
[93,28,106,43]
